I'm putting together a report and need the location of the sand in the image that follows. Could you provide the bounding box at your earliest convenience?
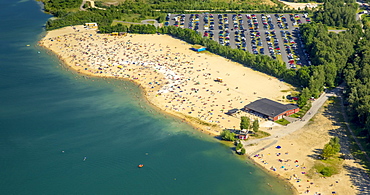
[247,99,370,195]
[39,25,293,136]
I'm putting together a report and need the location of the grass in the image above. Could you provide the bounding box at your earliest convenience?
[249,130,271,138]
[276,54,284,63]
[327,26,348,30]
[111,20,132,26]
[307,157,343,178]
[116,14,157,23]
[192,44,204,49]
[290,102,311,118]
[184,115,218,127]
[275,118,290,125]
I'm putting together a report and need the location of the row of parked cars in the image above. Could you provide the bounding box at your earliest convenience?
[166,13,311,67]
[281,30,301,68]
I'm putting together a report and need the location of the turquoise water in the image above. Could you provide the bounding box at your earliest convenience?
[0,1,293,194]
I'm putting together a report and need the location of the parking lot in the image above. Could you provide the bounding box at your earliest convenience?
[166,13,312,69]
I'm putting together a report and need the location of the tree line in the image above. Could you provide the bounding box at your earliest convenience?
[314,0,358,28]
[343,28,370,140]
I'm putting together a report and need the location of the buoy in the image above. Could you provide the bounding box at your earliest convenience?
[138,164,144,168]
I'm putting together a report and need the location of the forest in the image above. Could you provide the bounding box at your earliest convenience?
[314,0,358,28]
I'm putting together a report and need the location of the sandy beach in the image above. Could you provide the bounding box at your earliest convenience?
[39,25,369,195]
[40,25,293,136]
[246,99,370,195]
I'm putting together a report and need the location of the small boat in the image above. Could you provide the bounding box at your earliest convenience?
[138,164,144,168]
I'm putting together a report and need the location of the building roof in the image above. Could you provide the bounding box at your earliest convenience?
[244,98,298,117]
[226,108,239,115]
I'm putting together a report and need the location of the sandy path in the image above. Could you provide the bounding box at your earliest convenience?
[39,25,294,136]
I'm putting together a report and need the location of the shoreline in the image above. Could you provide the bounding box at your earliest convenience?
[38,32,299,194]
[39,25,293,137]
[39,41,223,137]
[39,25,366,195]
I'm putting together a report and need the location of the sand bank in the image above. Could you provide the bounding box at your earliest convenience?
[39,25,294,136]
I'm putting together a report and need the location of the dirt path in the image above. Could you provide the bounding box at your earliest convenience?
[80,0,106,11]
[339,90,370,162]
[80,0,87,11]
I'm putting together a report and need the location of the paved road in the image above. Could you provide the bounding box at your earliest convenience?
[141,19,160,27]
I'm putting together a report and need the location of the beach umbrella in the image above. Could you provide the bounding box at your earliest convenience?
[276,145,282,149]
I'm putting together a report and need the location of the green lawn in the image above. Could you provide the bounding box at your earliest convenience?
[327,26,348,30]
[275,118,290,125]
[308,157,343,178]
[249,130,271,139]
[111,20,132,26]
[290,102,311,118]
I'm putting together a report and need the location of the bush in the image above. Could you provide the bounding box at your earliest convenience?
[240,148,246,155]
[220,130,236,141]
[321,137,341,159]
[319,166,336,177]
[236,142,243,150]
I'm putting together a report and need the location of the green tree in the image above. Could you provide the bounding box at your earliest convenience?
[298,87,311,108]
[220,130,236,141]
[252,120,259,132]
[321,137,341,159]
[240,116,250,130]
[236,142,243,150]
[240,148,246,155]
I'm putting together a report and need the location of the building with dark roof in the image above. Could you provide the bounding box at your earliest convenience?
[226,108,239,116]
[244,98,299,121]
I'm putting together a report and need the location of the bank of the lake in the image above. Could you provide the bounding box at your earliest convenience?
[0,1,293,194]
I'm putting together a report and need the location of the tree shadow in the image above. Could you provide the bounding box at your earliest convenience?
[307,148,323,160]
[343,164,370,194]
[325,98,370,170]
